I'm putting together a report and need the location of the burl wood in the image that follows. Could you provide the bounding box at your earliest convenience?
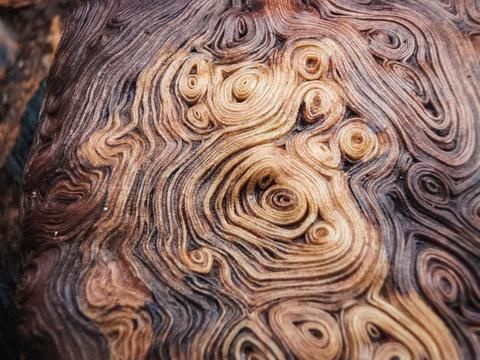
[16,0,480,359]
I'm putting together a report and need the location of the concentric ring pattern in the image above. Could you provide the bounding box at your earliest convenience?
[17,0,480,359]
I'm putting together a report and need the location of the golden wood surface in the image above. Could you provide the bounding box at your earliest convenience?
[17,0,480,359]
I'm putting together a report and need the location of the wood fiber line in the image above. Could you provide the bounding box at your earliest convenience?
[17,0,480,359]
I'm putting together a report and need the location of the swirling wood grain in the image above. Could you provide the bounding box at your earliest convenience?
[17,0,480,359]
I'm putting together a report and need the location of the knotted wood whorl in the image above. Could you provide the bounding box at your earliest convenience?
[17,0,480,359]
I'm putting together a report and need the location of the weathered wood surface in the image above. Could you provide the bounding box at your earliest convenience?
[18,0,480,359]
[0,3,66,358]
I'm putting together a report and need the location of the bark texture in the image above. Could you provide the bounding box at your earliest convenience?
[18,0,480,359]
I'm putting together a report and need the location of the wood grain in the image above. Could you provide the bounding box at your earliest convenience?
[17,0,480,359]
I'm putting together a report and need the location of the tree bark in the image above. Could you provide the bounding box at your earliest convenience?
[17,0,480,359]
